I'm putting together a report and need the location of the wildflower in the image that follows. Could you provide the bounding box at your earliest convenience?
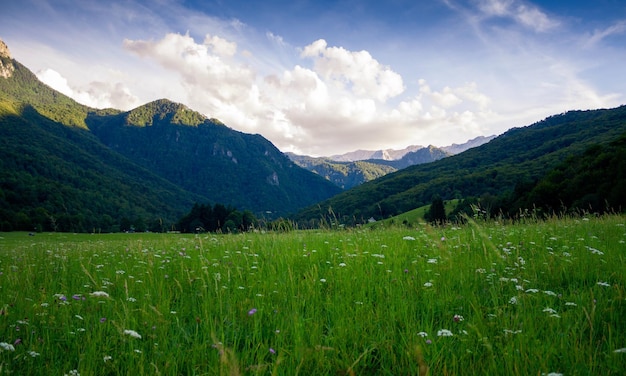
[597,281,611,287]
[339,263,347,267]
[134,349,142,354]
[319,278,327,283]
[441,236,445,241]
[425,339,432,345]
[90,291,110,298]
[65,370,80,376]
[126,297,137,302]
[72,294,84,300]
[417,331,428,337]
[423,282,433,287]
[565,302,577,306]
[509,297,518,305]
[100,317,107,323]
[437,329,454,337]
[525,288,539,293]
[123,329,142,339]
[453,314,464,322]
[269,348,276,354]
[248,308,257,316]
[103,355,112,362]
[543,290,557,296]
[28,351,40,357]
[403,236,416,241]
[543,307,557,314]
[427,258,437,264]
[75,315,84,320]
[614,348,626,353]
[0,342,15,351]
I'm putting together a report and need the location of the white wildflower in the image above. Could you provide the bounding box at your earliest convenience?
[423,282,433,287]
[543,307,557,314]
[437,329,454,337]
[123,329,142,339]
[28,351,40,357]
[90,291,110,298]
[509,296,518,305]
[403,236,416,241]
[614,348,626,353]
[427,258,438,264]
[0,342,15,351]
[525,288,539,293]
[565,302,577,306]
[103,355,112,362]
[543,290,557,296]
[417,331,428,337]
[597,281,611,287]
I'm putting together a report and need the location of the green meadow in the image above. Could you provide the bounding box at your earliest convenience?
[1,215,625,375]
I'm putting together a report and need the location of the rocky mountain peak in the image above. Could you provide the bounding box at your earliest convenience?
[0,38,15,78]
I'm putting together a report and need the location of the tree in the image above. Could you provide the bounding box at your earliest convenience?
[425,195,447,224]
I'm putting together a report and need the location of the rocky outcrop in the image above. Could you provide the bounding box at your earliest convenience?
[0,38,15,78]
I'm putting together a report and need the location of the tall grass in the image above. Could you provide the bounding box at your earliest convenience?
[1,215,624,375]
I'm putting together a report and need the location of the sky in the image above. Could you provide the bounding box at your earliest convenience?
[2,0,626,156]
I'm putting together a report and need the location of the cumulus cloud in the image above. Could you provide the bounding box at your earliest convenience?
[36,68,141,110]
[118,33,496,156]
[300,39,405,102]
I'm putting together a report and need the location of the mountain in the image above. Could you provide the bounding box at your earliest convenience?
[0,39,341,232]
[292,105,626,226]
[286,153,397,189]
[441,135,497,154]
[329,145,424,162]
[289,136,495,189]
[87,99,341,215]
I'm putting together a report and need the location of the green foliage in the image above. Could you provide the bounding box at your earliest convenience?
[424,195,447,224]
[177,202,259,233]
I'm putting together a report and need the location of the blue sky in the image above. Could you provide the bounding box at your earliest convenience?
[2,0,625,156]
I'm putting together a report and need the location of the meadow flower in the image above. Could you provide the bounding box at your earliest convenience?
[0,342,15,351]
[103,355,112,362]
[64,370,80,376]
[90,291,110,298]
[437,329,454,337]
[319,278,327,283]
[423,282,433,287]
[403,236,416,241]
[597,281,610,287]
[509,297,518,305]
[427,258,438,264]
[417,331,428,337]
[123,329,142,339]
[28,350,40,357]
[453,314,464,322]
[542,307,557,314]
[248,308,257,316]
[100,317,107,323]
[543,290,557,296]
[269,348,276,354]
[614,348,626,353]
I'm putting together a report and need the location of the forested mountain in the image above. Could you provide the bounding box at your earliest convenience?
[292,105,626,226]
[0,39,340,232]
[87,99,340,215]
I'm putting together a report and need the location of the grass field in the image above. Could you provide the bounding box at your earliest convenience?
[1,215,625,375]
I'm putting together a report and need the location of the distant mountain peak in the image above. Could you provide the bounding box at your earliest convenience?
[0,38,15,78]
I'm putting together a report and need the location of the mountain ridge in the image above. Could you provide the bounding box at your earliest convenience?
[0,39,341,231]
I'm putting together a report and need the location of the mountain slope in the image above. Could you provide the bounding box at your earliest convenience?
[0,39,341,231]
[87,99,341,215]
[292,106,626,225]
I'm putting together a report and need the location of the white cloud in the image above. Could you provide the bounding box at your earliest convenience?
[584,20,626,47]
[474,0,559,32]
[36,68,141,110]
[300,39,405,102]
